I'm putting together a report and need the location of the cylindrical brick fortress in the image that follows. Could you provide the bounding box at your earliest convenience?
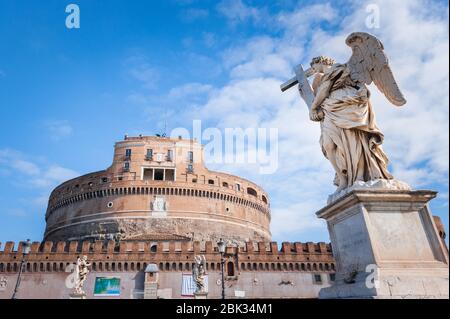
[44,136,271,244]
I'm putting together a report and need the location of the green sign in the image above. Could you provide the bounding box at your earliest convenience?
[93,277,121,296]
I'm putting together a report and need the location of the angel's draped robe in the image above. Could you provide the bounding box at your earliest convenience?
[318,64,393,187]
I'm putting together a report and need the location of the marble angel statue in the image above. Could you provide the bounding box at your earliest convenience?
[304,32,407,192]
[74,255,91,295]
[192,255,207,294]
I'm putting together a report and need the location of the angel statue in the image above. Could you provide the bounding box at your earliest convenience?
[283,32,409,195]
[192,255,207,294]
[74,255,91,295]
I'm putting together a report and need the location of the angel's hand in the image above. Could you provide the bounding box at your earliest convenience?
[309,108,324,122]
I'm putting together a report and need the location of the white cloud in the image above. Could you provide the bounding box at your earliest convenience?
[181,8,209,22]
[125,55,160,89]
[217,0,264,25]
[44,120,73,141]
[0,149,78,189]
[165,0,449,239]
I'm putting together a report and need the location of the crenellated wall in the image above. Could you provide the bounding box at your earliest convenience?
[0,240,334,270]
[0,240,335,299]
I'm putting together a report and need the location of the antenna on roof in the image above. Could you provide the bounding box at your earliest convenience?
[162,107,168,137]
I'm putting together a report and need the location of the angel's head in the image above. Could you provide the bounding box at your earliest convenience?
[310,56,336,73]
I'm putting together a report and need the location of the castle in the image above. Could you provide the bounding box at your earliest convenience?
[44,135,271,244]
[0,136,446,299]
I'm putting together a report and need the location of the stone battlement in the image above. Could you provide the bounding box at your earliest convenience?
[0,240,335,274]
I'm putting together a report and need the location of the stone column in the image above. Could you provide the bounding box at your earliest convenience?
[316,189,449,299]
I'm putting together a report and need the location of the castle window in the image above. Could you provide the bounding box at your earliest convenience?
[165,169,175,181]
[208,179,215,185]
[187,151,194,163]
[227,262,235,276]
[146,149,153,160]
[167,150,173,162]
[247,187,257,197]
[154,169,164,181]
[313,274,323,285]
[125,149,132,159]
[262,195,267,204]
[222,182,229,188]
[101,177,108,183]
[235,183,241,191]
[187,164,194,173]
[329,273,336,282]
[123,162,130,172]
[143,168,154,180]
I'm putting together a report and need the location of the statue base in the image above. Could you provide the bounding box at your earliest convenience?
[144,283,158,299]
[316,189,449,299]
[194,291,208,299]
[69,292,87,299]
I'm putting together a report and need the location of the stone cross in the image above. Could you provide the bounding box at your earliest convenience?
[280,64,315,110]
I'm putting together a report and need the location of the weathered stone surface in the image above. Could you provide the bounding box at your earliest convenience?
[0,240,335,299]
[316,189,449,299]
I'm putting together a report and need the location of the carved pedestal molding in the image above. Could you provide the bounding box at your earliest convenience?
[193,291,208,299]
[316,189,449,299]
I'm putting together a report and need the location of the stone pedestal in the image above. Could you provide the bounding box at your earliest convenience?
[316,189,449,299]
[69,292,87,299]
[144,283,158,299]
[194,291,208,299]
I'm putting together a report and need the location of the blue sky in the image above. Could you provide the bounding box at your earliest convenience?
[0,0,448,245]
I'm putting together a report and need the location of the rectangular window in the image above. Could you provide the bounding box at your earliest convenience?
[329,273,336,282]
[125,149,132,158]
[235,183,241,191]
[165,169,175,181]
[187,151,194,163]
[143,168,154,180]
[167,150,173,161]
[154,169,164,181]
[123,162,130,171]
[146,149,153,160]
[313,274,322,285]
[187,164,193,173]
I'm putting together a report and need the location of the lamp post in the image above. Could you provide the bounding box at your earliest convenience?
[217,238,226,300]
[12,239,31,299]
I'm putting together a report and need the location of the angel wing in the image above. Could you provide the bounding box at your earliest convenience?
[346,32,407,106]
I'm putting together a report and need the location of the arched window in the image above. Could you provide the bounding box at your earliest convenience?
[262,195,268,204]
[208,179,215,185]
[227,262,235,276]
[247,187,257,197]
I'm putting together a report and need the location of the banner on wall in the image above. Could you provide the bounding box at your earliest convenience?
[181,274,208,296]
[93,277,121,296]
